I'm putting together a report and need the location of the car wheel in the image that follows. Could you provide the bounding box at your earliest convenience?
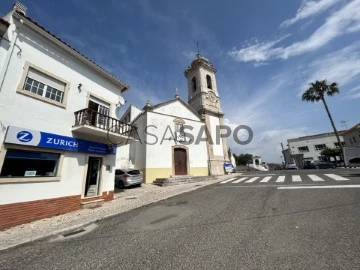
[315,166,320,169]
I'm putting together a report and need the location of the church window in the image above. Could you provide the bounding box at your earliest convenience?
[192,77,197,92]
[206,75,212,89]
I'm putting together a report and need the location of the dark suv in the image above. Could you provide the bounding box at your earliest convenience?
[304,160,336,169]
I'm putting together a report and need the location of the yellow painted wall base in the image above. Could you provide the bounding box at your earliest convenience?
[189,167,209,177]
[143,167,209,183]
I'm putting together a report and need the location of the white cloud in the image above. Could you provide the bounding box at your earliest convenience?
[344,92,360,99]
[228,35,290,63]
[229,0,360,63]
[280,0,341,28]
[298,43,360,95]
[349,86,360,93]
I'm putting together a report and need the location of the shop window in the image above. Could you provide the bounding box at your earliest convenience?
[0,149,60,178]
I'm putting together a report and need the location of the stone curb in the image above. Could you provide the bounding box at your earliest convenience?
[0,173,241,251]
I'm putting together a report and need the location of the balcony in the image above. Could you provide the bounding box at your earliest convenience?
[72,108,138,145]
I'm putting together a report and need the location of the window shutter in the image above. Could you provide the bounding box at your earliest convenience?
[27,68,65,91]
[89,96,110,108]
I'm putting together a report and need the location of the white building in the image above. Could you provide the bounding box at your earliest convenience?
[117,97,210,183]
[117,53,230,183]
[0,3,136,229]
[342,123,360,147]
[286,131,346,166]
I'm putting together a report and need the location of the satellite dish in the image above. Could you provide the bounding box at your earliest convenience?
[117,96,126,106]
[115,106,123,119]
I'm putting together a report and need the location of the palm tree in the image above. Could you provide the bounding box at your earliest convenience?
[302,80,344,161]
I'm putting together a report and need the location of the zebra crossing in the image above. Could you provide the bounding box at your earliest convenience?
[220,174,350,185]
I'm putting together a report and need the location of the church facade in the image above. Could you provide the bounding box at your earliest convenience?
[117,54,230,183]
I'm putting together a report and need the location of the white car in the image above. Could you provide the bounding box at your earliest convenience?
[285,163,298,170]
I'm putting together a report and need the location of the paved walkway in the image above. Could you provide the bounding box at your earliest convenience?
[0,174,239,251]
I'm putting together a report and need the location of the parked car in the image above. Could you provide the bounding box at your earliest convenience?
[115,169,143,189]
[304,160,336,169]
[348,157,360,168]
[224,162,235,173]
[285,163,298,170]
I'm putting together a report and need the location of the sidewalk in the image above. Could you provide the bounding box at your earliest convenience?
[0,174,240,251]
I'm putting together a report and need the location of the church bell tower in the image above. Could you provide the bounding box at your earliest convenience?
[184,53,229,175]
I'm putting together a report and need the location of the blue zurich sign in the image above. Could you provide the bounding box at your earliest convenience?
[5,126,115,155]
[16,131,33,142]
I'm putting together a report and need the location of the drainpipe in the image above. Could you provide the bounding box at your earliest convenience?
[0,20,22,93]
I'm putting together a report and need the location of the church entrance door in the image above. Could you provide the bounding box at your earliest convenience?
[174,148,187,175]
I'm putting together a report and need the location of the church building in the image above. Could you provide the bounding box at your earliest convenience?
[117,54,230,183]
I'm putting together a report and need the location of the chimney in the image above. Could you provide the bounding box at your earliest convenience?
[13,2,27,16]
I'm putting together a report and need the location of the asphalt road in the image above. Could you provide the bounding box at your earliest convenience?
[1,168,360,270]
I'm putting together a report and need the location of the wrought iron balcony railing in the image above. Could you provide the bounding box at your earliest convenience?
[74,108,138,139]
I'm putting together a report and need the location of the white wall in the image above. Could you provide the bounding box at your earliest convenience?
[145,111,208,169]
[209,115,223,157]
[130,106,143,122]
[343,129,360,147]
[0,25,122,135]
[0,15,125,204]
[288,135,344,160]
[131,115,147,170]
[153,100,199,121]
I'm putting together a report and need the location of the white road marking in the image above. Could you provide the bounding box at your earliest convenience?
[240,174,276,177]
[324,174,349,181]
[245,177,259,183]
[260,176,272,183]
[220,178,236,184]
[232,177,248,183]
[308,175,325,182]
[276,176,285,183]
[292,175,302,182]
[278,185,360,190]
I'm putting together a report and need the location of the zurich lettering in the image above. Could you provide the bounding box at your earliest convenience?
[46,138,79,148]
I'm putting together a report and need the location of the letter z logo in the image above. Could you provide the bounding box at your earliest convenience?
[16,131,33,142]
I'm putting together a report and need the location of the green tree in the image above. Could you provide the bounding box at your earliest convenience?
[233,153,253,165]
[320,147,342,161]
[302,80,344,158]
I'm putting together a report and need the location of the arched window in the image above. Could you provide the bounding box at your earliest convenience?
[206,75,212,89]
[192,77,197,92]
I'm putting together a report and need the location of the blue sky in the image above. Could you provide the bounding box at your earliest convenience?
[2,0,359,162]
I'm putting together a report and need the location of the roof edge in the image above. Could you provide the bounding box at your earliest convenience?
[12,11,130,93]
[152,97,203,121]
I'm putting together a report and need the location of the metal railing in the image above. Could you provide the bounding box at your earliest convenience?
[74,108,138,138]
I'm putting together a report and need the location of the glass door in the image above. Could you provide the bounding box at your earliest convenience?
[85,157,102,197]
[88,97,110,129]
